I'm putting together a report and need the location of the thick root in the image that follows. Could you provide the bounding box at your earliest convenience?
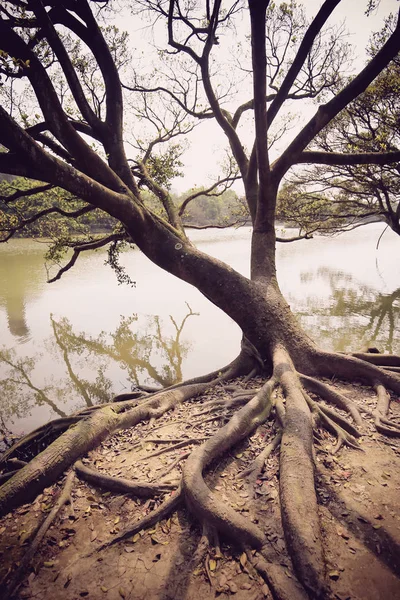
[182,379,276,548]
[314,351,400,395]
[75,460,177,496]
[2,469,76,600]
[0,416,83,467]
[372,383,400,437]
[352,352,400,368]
[0,406,120,517]
[274,346,326,599]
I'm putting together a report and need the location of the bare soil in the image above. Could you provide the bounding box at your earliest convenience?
[1,378,399,600]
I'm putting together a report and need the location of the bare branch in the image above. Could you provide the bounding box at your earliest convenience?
[178,176,240,217]
[266,0,341,128]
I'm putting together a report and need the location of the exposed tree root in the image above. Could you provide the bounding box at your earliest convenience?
[299,374,363,426]
[2,469,76,600]
[239,432,281,483]
[0,406,121,517]
[304,392,361,454]
[0,470,20,485]
[192,524,215,586]
[382,366,400,373]
[182,379,276,548]
[0,416,83,467]
[251,553,310,600]
[274,346,327,599]
[96,486,183,551]
[136,437,207,460]
[315,350,400,395]
[352,352,400,368]
[372,383,400,437]
[157,451,191,481]
[75,460,177,497]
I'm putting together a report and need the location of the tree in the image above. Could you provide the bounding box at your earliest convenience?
[0,1,400,598]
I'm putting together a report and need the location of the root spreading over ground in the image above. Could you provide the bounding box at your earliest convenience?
[1,347,400,600]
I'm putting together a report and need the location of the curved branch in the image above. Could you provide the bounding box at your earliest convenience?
[184,219,246,230]
[276,232,314,242]
[0,182,53,204]
[47,232,126,283]
[122,82,214,121]
[178,175,240,217]
[1,204,95,242]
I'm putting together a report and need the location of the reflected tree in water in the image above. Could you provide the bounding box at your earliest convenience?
[293,268,400,354]
[50,302,198,389]
[0,349,67,423]
[0,247,46,340]
[0,305,198,428]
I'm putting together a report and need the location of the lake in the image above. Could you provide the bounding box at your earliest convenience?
[0,223,399,435]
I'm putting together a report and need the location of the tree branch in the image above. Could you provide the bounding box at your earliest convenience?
[0,205,95,243]
[178,176,240,217]
[296,150,400,166]
[266,0,341,129]
[273,7,400,180]
[47,232,127,283]
[0,183,53,204]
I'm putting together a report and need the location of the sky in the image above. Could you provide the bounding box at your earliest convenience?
[116,0,399,195]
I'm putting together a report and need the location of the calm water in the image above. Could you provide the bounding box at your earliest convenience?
[0,223,399,434]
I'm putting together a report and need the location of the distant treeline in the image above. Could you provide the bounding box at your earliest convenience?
[0,175,248,237]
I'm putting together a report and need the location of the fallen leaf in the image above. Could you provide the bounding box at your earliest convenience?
[151,535,169,545]
[239,552,247,568]
[209,558,217,571]
[328,570,340,580]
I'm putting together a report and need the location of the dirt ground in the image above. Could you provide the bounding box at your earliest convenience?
[0,378,399,600]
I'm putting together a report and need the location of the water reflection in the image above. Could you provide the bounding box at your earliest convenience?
[0,306,198,431]
[0,241,46,341]
[293,267,400,353]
